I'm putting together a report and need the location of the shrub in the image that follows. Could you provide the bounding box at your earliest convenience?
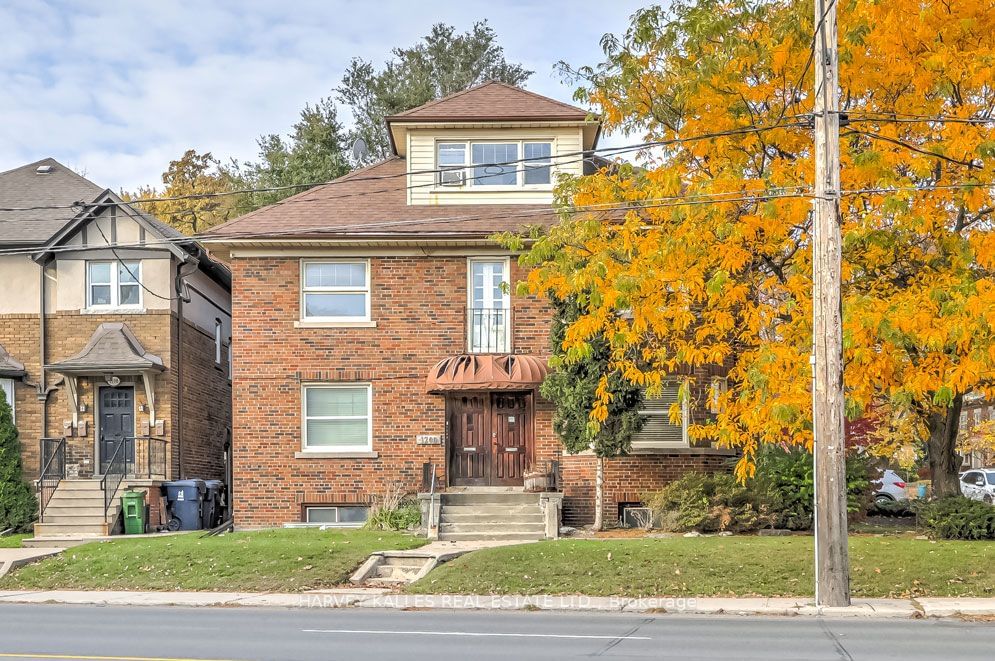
[918,497,995,540]
[365,483,421,531]
[0,388,36,532]
[645,472,776,533]
[752,446,871,530]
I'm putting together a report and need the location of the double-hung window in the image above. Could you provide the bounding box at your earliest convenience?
[437,140,553,188]
[302,384,372,452]
[301,260,370,322]
[87,260,141,308]
[468,258,510,353]
[631,384,689,449]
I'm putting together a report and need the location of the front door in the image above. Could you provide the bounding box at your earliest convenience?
[99,386,134,474]
[448,392,531,486]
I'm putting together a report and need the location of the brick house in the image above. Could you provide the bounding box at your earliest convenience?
[204,82,734,536]
[0,158,232,537]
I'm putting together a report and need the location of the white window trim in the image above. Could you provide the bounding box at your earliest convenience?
[214,319,223,366]
[630,384,690,450]
[434,139,555,191]
[303,505,369,527]
[86,260,143,310]
[301,382,373,454]
[300,259,372,324]
[466,256,512,354]
[0,378,15,423]
[227,338,232,383]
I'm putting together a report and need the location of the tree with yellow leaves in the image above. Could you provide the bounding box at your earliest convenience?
[515,0,995,497]
[125,150,243,236]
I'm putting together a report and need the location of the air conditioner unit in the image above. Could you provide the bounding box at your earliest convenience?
[439,168,466,187]
[621,506,653,529]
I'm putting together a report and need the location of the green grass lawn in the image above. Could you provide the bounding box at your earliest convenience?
[0,534,27,548]
[409,534,995,599]
[1,528,425,592]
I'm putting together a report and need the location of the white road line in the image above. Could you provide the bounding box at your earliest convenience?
[302,629,651,640]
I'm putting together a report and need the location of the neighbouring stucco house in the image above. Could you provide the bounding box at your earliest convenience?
[203,82,734,537]
[0,158,233,538]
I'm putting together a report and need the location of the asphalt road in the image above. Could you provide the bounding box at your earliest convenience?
[0,603,993,660]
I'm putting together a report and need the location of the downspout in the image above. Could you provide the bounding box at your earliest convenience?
[37,257,56,452]
[173,253,198,480]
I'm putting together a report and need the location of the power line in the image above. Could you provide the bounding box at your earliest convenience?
[0,121,810,214]
[845,111,995,126]
[90,214,176,301]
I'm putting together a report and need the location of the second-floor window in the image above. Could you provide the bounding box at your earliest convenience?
[87,260,141,308]
[437,141,553,188]
[468,258,510,353]
[301,260,370,322]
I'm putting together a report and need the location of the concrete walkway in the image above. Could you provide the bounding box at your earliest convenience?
[0,547,64,578]
[0,589,991,618]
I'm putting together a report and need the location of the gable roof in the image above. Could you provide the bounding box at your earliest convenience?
[385,81,592,123]
[0,343,26,378]
[201,157,561,242]
[47,323,165,374]
[0,158,105,246]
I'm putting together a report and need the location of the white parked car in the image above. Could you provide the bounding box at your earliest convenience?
[959,469,995,504]
[872,469,909,505]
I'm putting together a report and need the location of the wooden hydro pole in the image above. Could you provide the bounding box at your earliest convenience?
[811,0,851,607]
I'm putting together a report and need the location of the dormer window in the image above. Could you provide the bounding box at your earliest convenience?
[436,140,553,188]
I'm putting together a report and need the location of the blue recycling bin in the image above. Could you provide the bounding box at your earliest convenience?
[202,480,225,529]
[162,480,206,531]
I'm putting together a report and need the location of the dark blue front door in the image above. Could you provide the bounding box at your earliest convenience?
[99,386,134,474]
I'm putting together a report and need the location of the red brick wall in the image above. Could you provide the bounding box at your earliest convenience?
[175,317,230,481]
[230,253,732,528]
[559,452,736,527]
[0,314,42,476]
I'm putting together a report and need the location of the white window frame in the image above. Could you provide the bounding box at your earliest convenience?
[467,257,511,353]
[301,383,373,453]
[86,260,143,309]
[300,259,371,323]
[227,338,233,383]
[214,319,223,366]
[435,139,555,190]
[304,505,369,527]
[0,378,14,423]
[630,383,690,450]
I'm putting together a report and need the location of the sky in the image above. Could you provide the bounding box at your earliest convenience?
[0,0,649,192]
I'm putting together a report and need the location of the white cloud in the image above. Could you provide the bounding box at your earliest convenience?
[0,0,647,190]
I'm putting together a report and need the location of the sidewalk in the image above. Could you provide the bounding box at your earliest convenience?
[0,589,992,618]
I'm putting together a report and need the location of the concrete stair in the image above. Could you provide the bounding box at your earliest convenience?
[33,479,121,538]
[351,552,437,587]
[437,491,546,542]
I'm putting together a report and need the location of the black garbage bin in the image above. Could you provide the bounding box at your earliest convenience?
[202,480,224,529]
[162,480,206,531]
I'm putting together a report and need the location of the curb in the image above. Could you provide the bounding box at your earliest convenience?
[0,590,990,618]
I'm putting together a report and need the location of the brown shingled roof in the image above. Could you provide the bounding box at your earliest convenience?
[201,157,560,241]
[385,81,592,123]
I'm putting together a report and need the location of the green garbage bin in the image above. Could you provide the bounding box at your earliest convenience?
[121,490,146,535]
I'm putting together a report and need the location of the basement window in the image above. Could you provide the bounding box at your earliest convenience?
[304,505,369,527]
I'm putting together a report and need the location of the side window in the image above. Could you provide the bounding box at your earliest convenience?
[0,378,14,422]
[214,319,223,366]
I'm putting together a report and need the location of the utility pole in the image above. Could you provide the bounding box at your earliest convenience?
[812,0,851,607]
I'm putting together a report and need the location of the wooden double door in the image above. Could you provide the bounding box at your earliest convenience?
[448,392,532,486]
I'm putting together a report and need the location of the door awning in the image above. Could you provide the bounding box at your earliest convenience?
[426,354,548,393]
[0,343,26,378]
[47,323,165,376]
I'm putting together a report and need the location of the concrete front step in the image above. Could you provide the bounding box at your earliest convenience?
[41,506,110,518]
[441,493,541,506]
[34,522,111,536]
[440,512,544,524]
[437,531,545,541]
[439,522,545,535]
[51,480,105,491]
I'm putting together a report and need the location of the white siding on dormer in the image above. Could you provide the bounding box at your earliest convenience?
[406,126,585,206]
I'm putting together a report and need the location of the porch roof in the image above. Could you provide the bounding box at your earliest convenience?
[0,343,26,378]
[46,323,165,376]
[426,354,548,393]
